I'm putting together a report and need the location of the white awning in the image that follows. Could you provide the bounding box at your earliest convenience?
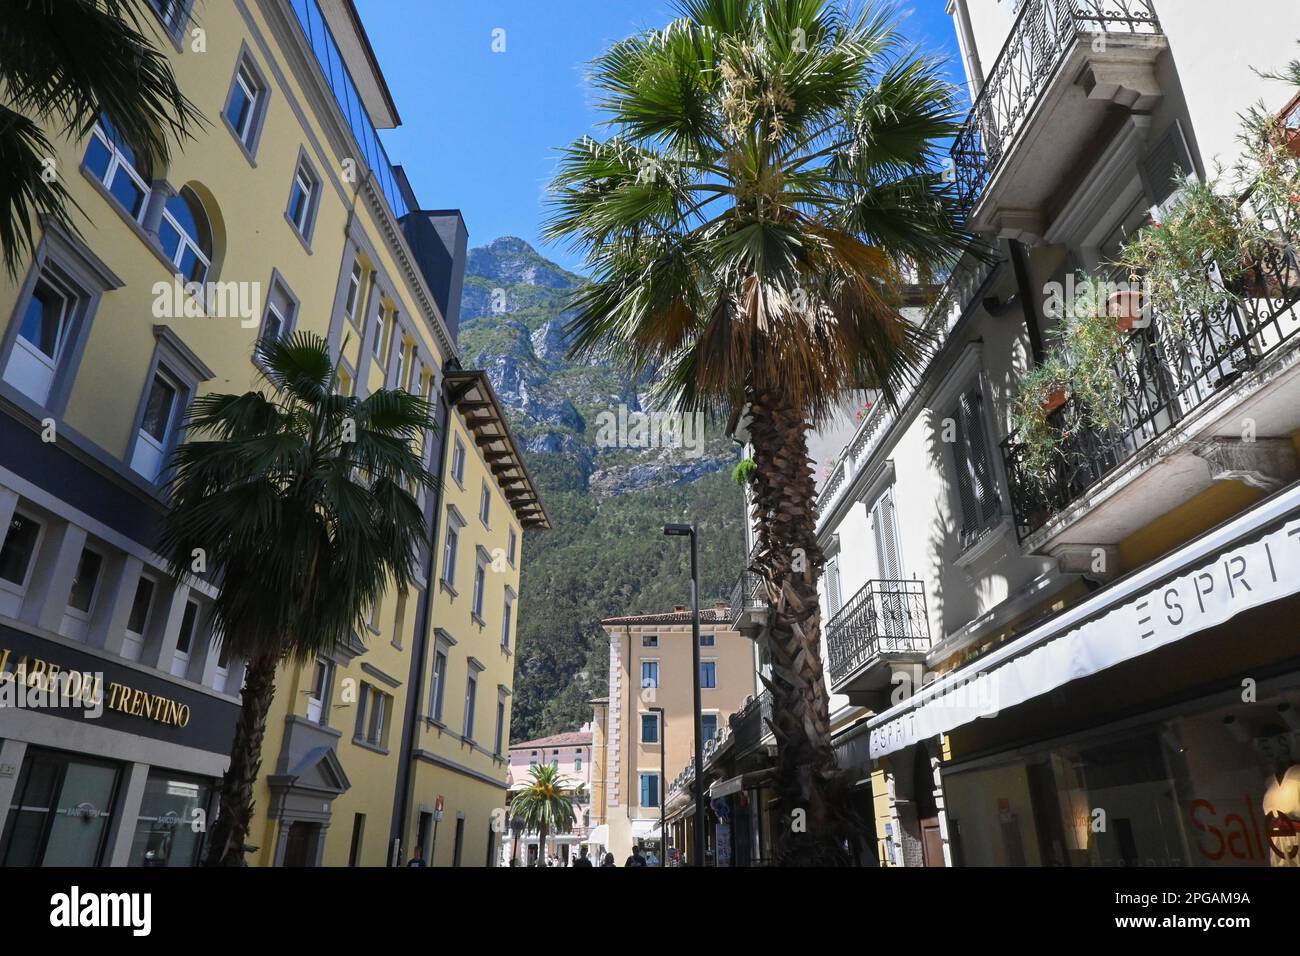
[587,825,608,846]
[869,485,1300,759]
[631,819,660,838]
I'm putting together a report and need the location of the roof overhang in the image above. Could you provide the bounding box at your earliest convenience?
[319,0,402,128]
[444,369,551,530]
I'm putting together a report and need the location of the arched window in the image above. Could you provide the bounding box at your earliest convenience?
[83,118,151,222]
[159,188,212,283]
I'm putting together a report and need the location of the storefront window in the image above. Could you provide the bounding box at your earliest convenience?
[0,749,121,867]
[944,686,1300,868]
[129,772,212,867]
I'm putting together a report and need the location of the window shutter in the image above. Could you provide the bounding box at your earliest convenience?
[877,487,903,579]
[955,388,1000,542]
[826,557,842,616]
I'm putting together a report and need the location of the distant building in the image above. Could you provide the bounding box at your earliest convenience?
[596,602,756,863]
[505,727,593,865]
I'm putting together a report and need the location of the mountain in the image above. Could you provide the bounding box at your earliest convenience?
[458,237,745,742]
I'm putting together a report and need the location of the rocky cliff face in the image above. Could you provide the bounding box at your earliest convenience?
[458,238,743,742]
[459,236,735,493]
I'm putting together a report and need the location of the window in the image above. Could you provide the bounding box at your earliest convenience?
[471,563,486,620]
[344,261,365,325]
[501,594,513,649]
[494,700,506,756]
[224,57,267,154]
[700,661,717,689]
[372,307,388,360]
[146,0,188,34]
[507,527,517,566]
[355,683,390,748]
[258,279,297,349]
[286,159,319,240]
[393,338,406,389]
[699,632,715,647]
[951,386,1001,547]
[642,634,658,648]
[128,771,210,867]
[478,482,492,528]
[529,751,538,768]
[463,672,478,740]
[158,188,212,283]
[307,657,331,724]
[66,547,103,614]
[871,486,905,580]
[441,523,459,588]
[826,555,844,617]
[639,773,660,809]
[170,598,201,677]
[641,713,660,744]
[431,648,448,721]
[701,713,719,742]
[0,748,121,866]
[130,365,184,482]
[0,514,42,591]
[83,118,150,221]
[450,436,466,486]
[5,272,80,405]
[348,814,365,867]
[125,576,155,635]
[574,755,582,771]
[640,660,659,689]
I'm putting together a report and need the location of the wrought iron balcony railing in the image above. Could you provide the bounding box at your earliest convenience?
[1001,219,1300,542]
[729,541,766,629]
[729,688,774,758]
[825,580,930,687]
[950,0,1161,217]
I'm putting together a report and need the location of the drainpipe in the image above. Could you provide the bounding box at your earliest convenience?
[389,357,455,862]
[1009,239,1046,366]
[948,0,986,101]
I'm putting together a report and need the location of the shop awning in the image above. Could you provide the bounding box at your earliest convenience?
[588,825,608,846]
[631,819,660,839]
[868,485,1300,760]
[708,768,775,799]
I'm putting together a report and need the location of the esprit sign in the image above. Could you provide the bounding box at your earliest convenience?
[869,516,1300,759]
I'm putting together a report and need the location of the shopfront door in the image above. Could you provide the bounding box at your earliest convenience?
[0,748,121,867]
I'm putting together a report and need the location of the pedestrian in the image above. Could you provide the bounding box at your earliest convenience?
[624,843,647,867]
[600,852,616,867]
[406,845,426,867]
[572,846,593,867]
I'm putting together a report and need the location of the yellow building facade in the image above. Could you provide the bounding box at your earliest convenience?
[0,0,545,868]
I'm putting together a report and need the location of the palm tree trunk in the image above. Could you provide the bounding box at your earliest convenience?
[203,646,279,866]
[540,823,548,866]
[746,385,848,866]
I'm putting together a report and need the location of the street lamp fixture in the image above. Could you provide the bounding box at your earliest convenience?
[663,522,706,866]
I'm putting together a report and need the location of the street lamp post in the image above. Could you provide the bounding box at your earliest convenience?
[650,705,666,866]
[663,522,705,866]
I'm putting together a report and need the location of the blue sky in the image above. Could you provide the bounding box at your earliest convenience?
[360,1,964,273]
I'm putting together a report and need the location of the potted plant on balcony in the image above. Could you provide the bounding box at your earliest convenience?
[1008,354,1073,492]
[1058,275,1129,433]
[1234,75,1300,298]
[1114,173,1244,344]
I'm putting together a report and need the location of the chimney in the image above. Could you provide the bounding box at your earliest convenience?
[674,605,686,613]
[713,599,730,614]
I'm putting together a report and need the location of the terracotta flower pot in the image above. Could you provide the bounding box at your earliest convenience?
[1108,290,1146,330]
[1039,387,1068,416]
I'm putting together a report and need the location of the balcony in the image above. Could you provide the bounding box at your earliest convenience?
[825,580,930,706]
[952,0,1165,236]
[729,543,767,636]
[728,689,775,761]
[1002,235,1300,550]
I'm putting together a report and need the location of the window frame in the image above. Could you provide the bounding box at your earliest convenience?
[84,121,151,224]
[0,512,44,596]
[285,152,322,246]
[126,325,215,486]
[640,712,661,745]
[640,659,659,690]
[700,659,717,689]
[222,48,271,160]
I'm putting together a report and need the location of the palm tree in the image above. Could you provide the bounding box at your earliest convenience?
[546,0,972,864]
[160,333,436,865]
[0,0,201,275]
[509,763,580,866]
